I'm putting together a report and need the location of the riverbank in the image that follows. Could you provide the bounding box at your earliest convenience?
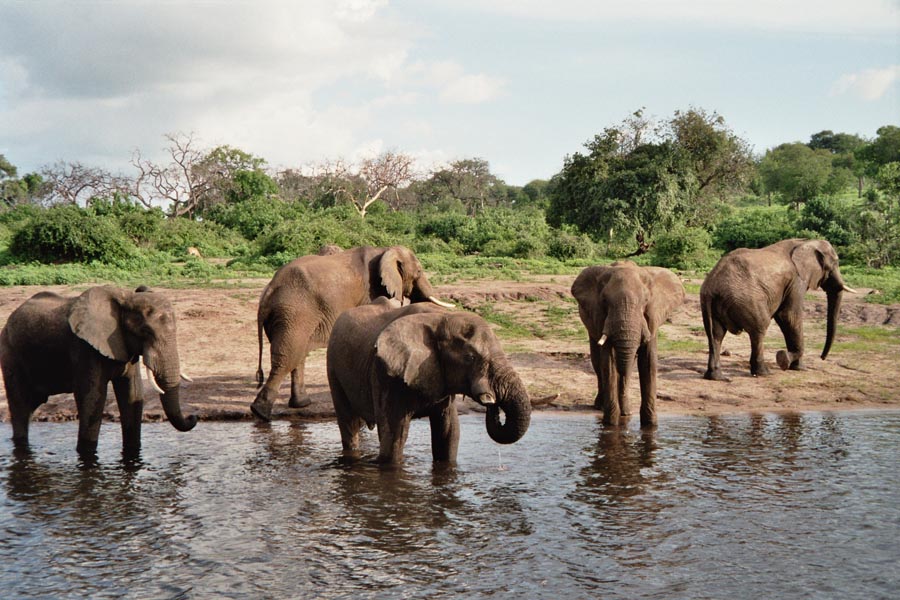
[1,274,898,425]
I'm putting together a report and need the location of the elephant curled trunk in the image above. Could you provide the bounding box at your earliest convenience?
[484,362,531,445]
[144,354,198,432]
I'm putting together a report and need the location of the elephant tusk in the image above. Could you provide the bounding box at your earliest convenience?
[597,334,608,346]
[842,285,858,294]
[428,295,455,309]
[477,392,496,405]
[180,372,194,383]
[145,364,166,394]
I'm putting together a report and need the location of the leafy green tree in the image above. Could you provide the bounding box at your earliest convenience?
[667,107,755,213]
[857,125,900,174]
[548,125,697,254]
[808,129,868,196]
[758,143,835,207]
[0,155,44,207]
[418,158,506,215]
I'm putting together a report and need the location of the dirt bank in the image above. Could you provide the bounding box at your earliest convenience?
[0,273,898,426]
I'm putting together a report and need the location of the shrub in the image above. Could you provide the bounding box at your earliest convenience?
[205,196,300,240]
[795,196,856,248]
[547,226,599,260]
[712,206,797,251]
[154,217,248,257]
[9,205,138,265]
[653,223,715,270]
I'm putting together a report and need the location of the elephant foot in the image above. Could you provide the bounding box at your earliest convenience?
[703,368,727,381]
[250,400,272,422]
[751,364,771,377]
[288,396,312,409]
[776,350,790,371]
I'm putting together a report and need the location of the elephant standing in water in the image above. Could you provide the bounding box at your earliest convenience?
[700,238,856,380]
[0,286,197,456]
[571,261,684,428]
[252,245,452,421]
[326,298,532,464]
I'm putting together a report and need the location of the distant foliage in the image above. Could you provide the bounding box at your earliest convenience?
[712,206,797,251]
[653,223,715,270]
[9,205,138,264]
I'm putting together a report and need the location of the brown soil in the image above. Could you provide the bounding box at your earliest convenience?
[1,274,898,425]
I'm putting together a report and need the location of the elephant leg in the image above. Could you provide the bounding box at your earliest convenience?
[589,338,604,409]
[637,340,658,428]
[429,398,460,463]
[288,366,312,409]
[600,346,620,426]
[748,328,770,377]
[251,332,309,421]
[330,379,363,456]
[75,379,108,457]
[376,405,411,464]
[4,374,43,448]
[774,308,804,371]
[703,316,728,381]
[112,374,143,456]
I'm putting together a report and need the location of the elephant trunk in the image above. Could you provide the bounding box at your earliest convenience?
[409,277,454,308]
[484,362,531,445]
[144,348,198,432]
[821,287,843,361]
[159,386,199,432]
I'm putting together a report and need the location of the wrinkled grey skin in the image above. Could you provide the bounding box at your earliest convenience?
[252,245,449,421]
[571,261,685,428]
[700,238,855,381]
[0,286,197,457]
[326,298,532,464]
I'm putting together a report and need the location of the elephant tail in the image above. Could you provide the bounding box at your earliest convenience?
[256,313,265,387]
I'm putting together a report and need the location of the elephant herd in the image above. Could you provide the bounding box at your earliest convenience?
[0,239,855,463]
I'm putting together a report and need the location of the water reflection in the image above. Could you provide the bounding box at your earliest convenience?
[0,413,897,600]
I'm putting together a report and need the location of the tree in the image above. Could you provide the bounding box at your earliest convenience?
[419,158,504,215]
[548,125,697,254]
[758,143,835,207]
[38,161,130,206]
[668,107,755,197]
[132,132,208,217]
[858,125,900,175]
[132,133,274,218]
[808,130,868,196]
[305,151,416,218]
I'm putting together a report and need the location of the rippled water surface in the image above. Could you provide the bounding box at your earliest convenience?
[1,411,898,599]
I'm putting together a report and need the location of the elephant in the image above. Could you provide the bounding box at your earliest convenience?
[571,261,685,428]
[0,286,197,456]
[326,298,532,464]
[251,245,453,421]
[700,238,857,380]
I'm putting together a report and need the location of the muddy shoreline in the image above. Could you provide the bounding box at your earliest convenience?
[1,275,898,426]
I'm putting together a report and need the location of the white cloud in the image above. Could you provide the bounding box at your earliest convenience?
[440,0,899,33]
[831,65,900,100]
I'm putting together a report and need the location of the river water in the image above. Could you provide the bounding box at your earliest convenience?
[1,411,897,599]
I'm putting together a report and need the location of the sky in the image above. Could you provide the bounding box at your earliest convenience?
[1,0,898,186]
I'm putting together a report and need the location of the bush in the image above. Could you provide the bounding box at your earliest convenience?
[154,217,248,257]
[205,196,301,240]
[712,206,797,251]
[653,223,715,270]
[9,205,138,265]
[795,196,856,248]
[547,226,599,260]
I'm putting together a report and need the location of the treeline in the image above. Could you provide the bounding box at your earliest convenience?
[0,108,898,276]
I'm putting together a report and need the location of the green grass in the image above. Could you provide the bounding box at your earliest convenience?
[657,330,706,353]
[835,325,900,353]
[841,266,900,304]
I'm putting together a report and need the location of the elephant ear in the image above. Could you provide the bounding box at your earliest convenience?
[68,287,131,362]
[791,241,827,291]
[644,267,685,329]
[379,247,405,300]
[375,314,444,398]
